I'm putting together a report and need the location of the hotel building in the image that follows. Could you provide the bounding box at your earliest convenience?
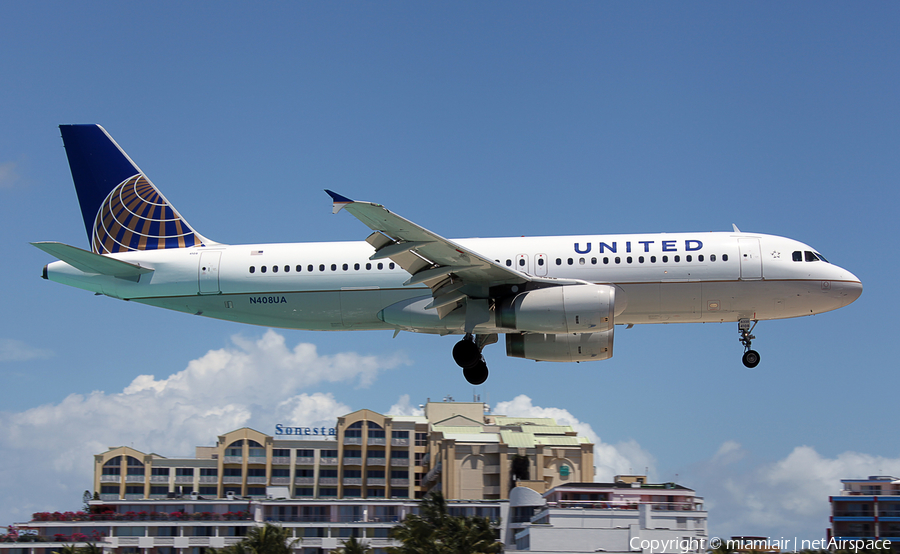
[829,475,900,544]
[1,400,707,554]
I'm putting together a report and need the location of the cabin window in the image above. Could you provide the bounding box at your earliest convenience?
[389,263,395,269]
[506,260,512,267]
[519,259,526,267]
[538,258,545,266]
[249,266,255,274]
[662,256,668,263]
[331,264,337,271]
[722,254,729,261]
[591,257,597,264]
[674,255,680,262]
[626,256,632,264]
[639,256,644,263]
[285,265,290,272]
[650,256,656,263]
[296,265,302,272]
[354,263,360,270]
[366,263,372,270]
[556,258,562,265]
[377,263,384,270]
[603,257,609,265]
[698,255,704,262]
[319,264,325,272]
[567,258,574,265]
[579,258,585,265]
[272,265,278,273]
[614,257,621,264]
[343,263,349,271]
[261,266,267,273]
[686,255,692,262]
[710,255,716,262]
[308,264,314,272]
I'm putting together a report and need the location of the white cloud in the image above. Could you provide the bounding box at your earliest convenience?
[682,441,900,540]
[0,338,53,362]
[493,394,657,482]
[0,331,405,525]
[0,162,19,189]
[387,394,424,416]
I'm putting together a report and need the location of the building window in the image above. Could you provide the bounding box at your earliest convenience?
[415,433,427,446]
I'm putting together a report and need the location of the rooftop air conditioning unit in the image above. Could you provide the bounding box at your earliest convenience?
[190,491,199,500]
[226,491,236,500]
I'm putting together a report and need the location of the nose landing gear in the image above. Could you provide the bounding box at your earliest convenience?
[739,319,760,368]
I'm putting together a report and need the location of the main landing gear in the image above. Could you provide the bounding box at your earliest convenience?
[739,319,760,368]
[453,334,496,385]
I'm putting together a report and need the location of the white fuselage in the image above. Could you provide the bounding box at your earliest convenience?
[44,231,862,334]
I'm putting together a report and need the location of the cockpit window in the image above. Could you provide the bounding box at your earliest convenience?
[792,251,802,262]
[805,251,819,262]
[815,252,829,263]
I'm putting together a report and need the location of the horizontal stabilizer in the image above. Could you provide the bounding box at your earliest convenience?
[32,242,154,280]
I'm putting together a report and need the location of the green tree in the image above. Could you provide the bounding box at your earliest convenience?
[389,492,501,554]
[214,523,298,554]
[52,545,79,554]
[337,536,372,554]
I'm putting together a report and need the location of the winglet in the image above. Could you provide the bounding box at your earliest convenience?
[732,224,741,233]
[325,190,354,214]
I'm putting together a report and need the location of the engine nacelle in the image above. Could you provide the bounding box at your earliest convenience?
[497,284,615,333]
[506,330,614,362]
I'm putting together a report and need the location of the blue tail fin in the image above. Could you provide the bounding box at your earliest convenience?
[59,124,212,254]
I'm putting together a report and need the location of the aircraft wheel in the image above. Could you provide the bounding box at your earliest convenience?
[463,361,489,385]
[742,350,760,368]
[452,336,481,369]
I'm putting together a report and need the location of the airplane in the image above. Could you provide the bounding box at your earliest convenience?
[34,124,863,385]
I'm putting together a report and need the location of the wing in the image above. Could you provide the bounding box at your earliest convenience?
[327,190,533,321]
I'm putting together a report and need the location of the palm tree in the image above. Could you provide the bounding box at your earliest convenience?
[52,545,79,554]
[389,492,501,554]
[336,536,372,554]
[77,544,105,554]
[216,523,298,554]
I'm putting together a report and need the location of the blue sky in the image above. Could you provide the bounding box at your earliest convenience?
[2,2,898,541]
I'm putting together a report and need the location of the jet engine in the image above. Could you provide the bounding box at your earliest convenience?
[496,284,616,333]
[506,329,614,362]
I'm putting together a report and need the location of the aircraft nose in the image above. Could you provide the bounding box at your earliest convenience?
[835,268,862,307]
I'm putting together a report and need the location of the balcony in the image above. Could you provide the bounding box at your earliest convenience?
[150,475,169,483]
[175,476,194,484]
[100,494,119,500]
[391,438,410,447]
[390,478,410,487]
[125,475,146,483]
[319,457,338,466]
[296,456,315,465]
[101,475,119,483]
[271,477,291,485]
[294,477,315,485]
[343,478,363,486]
[247,477,267,484]
[368,437,386,446]
[248,456,267,465]
[367,478,386,486]
[344,437,362,445]
[124,494,144,500]
[199,476,217,483]
[366,457,386,466]
[223,456,242,464]
[319,477,338,485]
[272,456,291,465]
[390,458,409,467]
[343,457,363,466]
[223,476,242,484]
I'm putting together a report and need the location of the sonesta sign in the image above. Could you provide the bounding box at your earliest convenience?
[275,424,336,437]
